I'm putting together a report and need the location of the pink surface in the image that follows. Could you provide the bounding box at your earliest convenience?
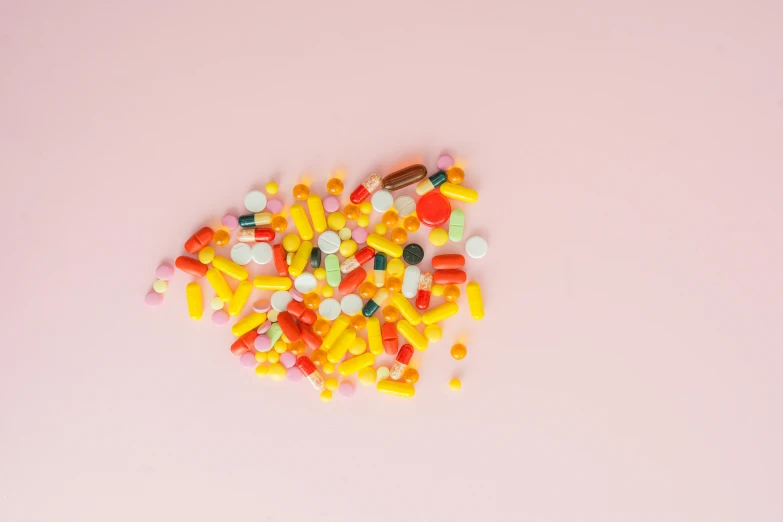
[1,2,783,521]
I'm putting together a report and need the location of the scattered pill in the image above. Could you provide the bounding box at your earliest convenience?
[352,227,368,244]
[423,324,442,342]
[222,214,239,229]
[213,229,230,247]
[244,190,267,212]
[429,228,448,246]
[184,226,214,254]
[350,173,382,204]
[450,343,467,360]
[318,231,341,254]
[294,273,317,293]
[323,195,340,212]
[338,381,356,397]
[440,182,478,203]
[437,154,454,170]
[393,195,416,217]
[257,320,271,334]
[449,378,462,391]
[449,209,465,242]
[371,190,394,213]
[416,191,451,227]
[447,167,464,184]
[156,263,174,280]
[266,198,284,214]
[153,280,168,293]
[251,243,273,264]
[230,243,252,265]
[319,298,341,321]
[210,296,225,310]
[465,236,488,259]
[358,366,377,385]
[197,246,215,265]
[415,171,447,196]
[401,265,421,299]
[377,366,390,380]
[145,291,163,306]
[402,243,424,265]
[271,291,293,312]
[265,181,278,194]
[340,294,363,316]
[382,164,427,190]
[240,352,257,367]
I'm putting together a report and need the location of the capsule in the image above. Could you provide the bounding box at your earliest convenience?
[266,322,283,345]
[338,267,366,295]
[276,311,301,342]
[231,312,267,337]
[467,281,484,320]
[238,212,272,227]
[396,319,428,351]
[390,293,422,326]
[349,173,382,204]
[212,256,249,281]
[310,247,322,268]
[376,379,415,398]
[175,255,208,277]
[362,288,389,317]
[273,244,288,276]
[338,352,376,376]
[184,226,214,254]
[290,203,314,240]
[421,302,458,325]
[401,265,420,299]
[374,253,387,288]
[432,254,465,270]
[433,269,467,285]
[439,182,478,203]
[340,246,374,274]
[231,329,259,355]
[324,254,341,287]
[382,321,398,355]
[227,280,252,316]
[296,356,325,391]
[299,323,323,350]
[366,233,403,258]
[382,164,428,191]
[288,300,316,325]
[415,271,433,310]
[206,267,234,302]
[448,209,465,242]
[367,317,383,355]
[236,227,275,243]
[186,282,202,320]
[327,329,356,363]
[390,344,413,380]
[252,276,292,290]
[288,241,313,277]
[415,171,447,196]
[322,315,350,350]
[306,194,327,233]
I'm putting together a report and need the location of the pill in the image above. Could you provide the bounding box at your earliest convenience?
[296,356,325,390]
[349,173,382,204]
[382,306,400,322]
[359,281,376,299]
[390,227,407,244]
[279,351,296,369]
[352,227,368,244]
[416,191,451,227]
[429,228,448,246]
[397,319,428,351]
[264,181,278,194]
[450,343,467,359]
[382,321,399,355]
[393,195,416,217]
[357,215,370,227]
[421,302,459,325]
[294,273,317,293]
[338,267,367,295]
[376,379,415,398]
[184,226,214,254]
[231,330,259,355]
[288,241,313,278]
[382,164,427,191]
[320,389,333,401]
[238,212,272,227]
[373,253,387,288]
[444,285,460,302]
[432,254,465,269]
[287,366,304,381]
[276,311,301,342]
[212,256,249,281]
[212,309,229,325]
[440,182,478,203]
[239,352,257,367]
[340,294,363,316]
[466,282,484,320]
[375,223,387,235]
[358,366,377,385]
[362,288,390,317]
[387,258,405,277]
[251,243,273,264]
[416,272,433,310]
[449,378,462,391]
[273,245,288,276]
[338,381,356,397]
[299,323,323,351]
[403,216,420,232]
[318,230,341,254]
[390,344,413,380]
[415,171,447,196]
[236,227,275,243]
[175,256,208,277]
[227,280,253,316]
[401,266,420,299]
[293,184,310,200]
[340,246,374,274]
[326,177,344,195]
[327,329,356,363]
[390,293,422,326]
[213,229,230,246]
[437,154,454,170]
[290,204,313,240]
[423,324,442,342]
[232,312,267,337]
[287,300,316,325]
[447,167,464,184]
[198,246,215,264]
[371,190,394,212]
[271,290,293,312]
[211,296,225,310]
[253,276,292,291]
[156,263,174,280]
[366,234,403,258]
[366,317,383,355]
[402,243,424,265]
[319,298,342,321]
[310,247,321,268]
[306,194,327,233]
[267,309,279,322]
[339,238,358,257]
[386,276,402,293]
[447,210,465,242]
[433,269,467,284]
[206,268,233,302]
[465,236,488,259]
[244,190,268,212]
[266,198,284,213]
[266,322,283,344]
[185,282,202,320]
[325,254,341,287]
[253,299,271,313]
[339,352,375,376]
[376,366,390,380]
[323,195,340,212]
[230,243,252,265]
[257,320,271,334]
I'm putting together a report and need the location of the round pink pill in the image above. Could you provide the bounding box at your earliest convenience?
[145,291,163,306]
[211,310,229,325]
[323,196,340,212]
[437,154,454,170]
[351,227,368,244]
[289,289,303,302]
[266,198,284,214]
[239,352,256,367]
[338,381,356,397]
[253,299,271,313]
[155,263,174,280]
[254,334,271,352]
[256,320,271,334]
[222,214,238,230]
[287,366,304,381]
[279,351,296,369]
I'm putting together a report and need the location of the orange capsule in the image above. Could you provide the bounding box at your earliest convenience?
[390,227,407,244]
[431,254,465,270]
[287,300,316,325]
[338,267,367,295]
[184,227,214,254]
[382,305,400,322]
[288,340,306,356]
[358,281,377,299]
[273,244,288,276]
[326,178,344,195]
[386,276,402,293]
[382,321,398,355]
[382,211,398,227]
[444,285,460,302]
[277,311,301,342]
[230,330,259,356]
[213,229,230,246]
[175,256,208,277]
[299,323,323,351]
[433,269,466,285]
[313,319,330,336]
[311,348,328,366]
[303,292,321,309]
[403,216,420,232]
[446,167,464,184]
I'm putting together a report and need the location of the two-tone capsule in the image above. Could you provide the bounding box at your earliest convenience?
[296,356,325,391]
[236,228,275,243]
[238,212,272,227]
[390,344,413,380]
[340,246,374,274]
[361,289,389,317]
[374,253,387,288]
[415,171,447,195]
[416,271,433,310]
[349,173,382,204]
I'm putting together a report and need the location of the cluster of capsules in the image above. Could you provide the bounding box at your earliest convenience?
[146,153,486,401]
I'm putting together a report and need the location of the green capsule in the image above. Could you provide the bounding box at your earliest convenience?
[449,209,464,242]
[266,322,283,345]
[325,254,341,287]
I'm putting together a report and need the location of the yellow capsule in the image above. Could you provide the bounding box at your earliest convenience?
[212,256,249,281]
[253,276,292,291]
[231,312,267,337]
[307,194,327,233]
[444,285,460,302]
[340,239,358,257]
[313,318,330,336]
[423,324,442,342]
[213,229,230,246]
[403,216,420,232]
[431,284,444,297]
[290,203,313,240]
[327,211,346,231]
[227,280,252,316]
[186,282,202,320]
[358,281,377,299]
[439,182,478,203]
[390,293,421,326]
[402,368,420,384]
[322,315,350,350]
[339,352,375,376]
[293,183,310,200]
[366,317,383,356]
[376,379,415,398]
[206,267,234,302]
[421,302,459,325]
[282,234,301,253]
[350,315,367,331]
[348,335,367,355]
[267,350,280,363]
[314,267,326,280]
[271,216,288,233]
[446,167,464,184]
[367,233,402,258]
[467,282,484,320]
[357,215,370,227]
[265,181,278,194]
[327,329,356,363]
[358,366,377,385]
[386,258,405,277]
[326,177,343,195]
[382,210,398,227]
[397,319,428,351]
[322,285,334,297]
[344,204,360,220]
[288,241,313,278]
[374,223,387,235]
[359,201,373,214]
[198,246,215,264]
[324,377,339,391]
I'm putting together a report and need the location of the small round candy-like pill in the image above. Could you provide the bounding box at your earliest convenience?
[319,298,341,320]
[344,204,360,220]
[327,211,346,231]
[431,283,444,297]
[326,178,344,195]
[267,309,279,322]
[212,309,229,325]
[402,243,424,265]
[349,337,367,355]
[386,276,402,293]
[437,154,454,170]
[357,215,370,227]
[387,258,405,277]
[213,229,230,246]
[340,294,363,316]
[374,223,387,235]
[323,196,340,212]
[391,228,407,244]
[287,366,304,381]
[269,362,287,381]
[289,289,304,302]
[271,291,293,311]
[257,320,271,334]
[359,201,372,214]
[266,181,278,194]
[222,214,238,230]
[320,389,333,402]
[376,366,390,380]
[350,316,367,332]
[153,280,168,293]
[198,246,216,264]
[255,351,267,363]
[156,263,174,280]
[394,195,416,217]
[266,198,284,214]
[311,349,328,366]
[382,210,398,226]
[449,377,462,391]
[382,306,399,322]
[339,239,358,257]
[371,190,394,213]
[268,349,281,362]
[254,335,272,352]
[358,366,377,385]
[447,167,464,184]
[403,216,420,232]
[255,364,269,377]
[338,381,356,397]
[282,234,301,253]
[271,216,288,233]
[289,340,306,356]
[338,227,352,240]
[444,285,460,302]
[358,281,376,299]
[450,343,467,360]
[322,285,334,297]
[293,184,310,200]
[429,228,448,246]
[240,352,256,367]
[279,351,296,369]
[294,273,317,294]
[244,190,267,212]
[314,267,326,280]
[423,324,442,342]
[251,243,273,264]
[230,243,252,265]
[304,292,321,309]
[211,296,225,310]
[402,368,420,384]
[322,362,335,375]
[352,227,368,244]
[252,299,271,313]
[313,319,330,336]
[465,236,488,259]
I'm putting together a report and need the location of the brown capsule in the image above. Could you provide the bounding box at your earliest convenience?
[382,164,428,191]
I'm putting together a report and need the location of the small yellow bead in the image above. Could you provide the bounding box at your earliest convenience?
[313,319,330,336]
[358,282,377,299]
[324,377,339,391]
[320,389,333,402]
[429,228,448,246]
[293,184,310,200]
[350,315,367,331]
[153,280,168,293]
[304,292,321,309]
[449,378,462,391]
[322,285,334,297]
[266,181,279,194]
[382,306,399,322]
[358,366,377,385]
[271,216,288,233]
[431,284,444,297]
[322,363,335,375]
[359,201,373,215]
[386,258,405,277]
[213,229,230,247]
[314,267,326,280]
[274,340,287,354]
[344,204,360,220]
[450,343,467,360]
[374,223,387,235]
[254,351,267,363]
[403,216,420,232]
[198,246,216,264]
[338,227,352,241]
[446,167,464,184]
[255,363,269,377]
[340,239,358,257]
[326,178,344,195]
[424,324,442,342]
[382,210,398,227]
[268,362,287,381]
[444,285,460,302]
[349,336,367,355]
[386,276,402,293]
[282,234,301,253]
[267,350,280,363]
[311,349,328,366]
[376,366,390,380]
[356,215,370,227]
[402,368,420,384]
[327,212,346,231]
[390,227,407,244]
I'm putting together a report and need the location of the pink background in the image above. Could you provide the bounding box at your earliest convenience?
[2,1,782,520]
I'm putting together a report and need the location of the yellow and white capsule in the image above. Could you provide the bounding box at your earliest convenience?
[288,241,313,278]
[390,293,421,326]
[307,194,327,233]
[212,256,249,281]
[206,267,234,302]
[227,280,253,317]
[290,203,313,240]
[467,282,484,320]
[421,302,459,325]
[338,353,375,376]
[376,379,415,398]
[253,276,292,291]
[396,319,428,351]
[186,282,202,320]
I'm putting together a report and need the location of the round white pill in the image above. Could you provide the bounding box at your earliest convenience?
[371,190,394,213]
[251,243,273,264]
[319,298,341,320]
[294,273,317,294]
[318,231,341,254]
[230,243,252,265]
[394,195,416,217]
[465,236,488,259]
[271,290,293,312]
[340,294,363,316]
[244,190,267,213]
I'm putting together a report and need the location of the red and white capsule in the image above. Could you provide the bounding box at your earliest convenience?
[296,356,325,390]
[349,173,382,204]
[341,246,375,273]
[415,272,433,310]
[236,227,276,243]
[390,344,414,380]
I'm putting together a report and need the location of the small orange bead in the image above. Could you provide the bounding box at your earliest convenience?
[403,216,420,232]
[213,229,230,246]
[382,211,399,227]
[344,204,360,220]
[326,178,344,195]
[271,216,288,233]
[444,285,461,302]
[303,292,321,309]
[293,184,310,200]
[358,281,377,299]
[350,315,367,331]
[382,306,400,322]
[313,319,330,336]
[288,340,306,356]
[311,349,328,366]
[402,368,419,384]
[386,276,402,293]
[447,167,465,184]
[390,227,407,244]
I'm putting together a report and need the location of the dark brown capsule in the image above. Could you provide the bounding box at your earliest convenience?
[382,164,427,191]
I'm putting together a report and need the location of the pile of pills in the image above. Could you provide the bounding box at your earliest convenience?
[146,153,486,401]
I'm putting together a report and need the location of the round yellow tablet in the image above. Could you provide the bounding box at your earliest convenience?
[429,228,448,246]
[322,285,334,297]
[338,228,352,241]
[358,366,377,385]
[314,267,326,280]
[320,389,333,402]
[282,234,301,253]
[268,363,287,381]
[431,284,444,297]
[265,181,278,195]
[374,223,387,235]
[387,258,405,277]
[359,202,373,215]
[255,364,269,377]
[449,378,462,391]
[153,280,168,293]
[274,340,287,354]
[340,239,358,257]
[376,366,390,380]
[327,212,346,231]
[356,215,370,227]
[325,377,339,391]
[349,336,367,355]
[267,350,280,363]
[424,324,442,342]
[254,351,267,363]
[322,362,335,375]
[198,246,215,264]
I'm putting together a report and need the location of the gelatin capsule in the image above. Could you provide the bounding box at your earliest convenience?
[206,267,234,303]
[439,182,478,203]
[186,282,202,320]
[433,269,466,285]
[432,254,465,270]
[322,315,351,350]
[390,344,413,380]
[421,302,458,325]
[415,272,432,310]
[290,203,314,240]
[381,164,428,191]
[236,227,276,243]
[366,234,402,258]
[338,267,366,295]
[382,321,399,355]
[273,244,288,276]
[338,352,375,376]
[374,253,387,288]
[276,311,301,342]
[296,356,325,391]
[307,194,327,233]
[231,312,267,337]
[184,226,214,254]
[288,241,313,278]
[415,171,447,196]
[253,276,293,290]
[396,319,428,351]
[175,256,208,277]
[327,329,356,363]
[376,379,415,398]
[340,246,374,274]
[238,212,272,227]
[212,256,249,281]
[467,281,484,320]
[361,288,389,317]
[227,280,252,316]
[390,293,421,326]
[366,317,383,356]
[349,173,382,204]
[401,265,420,299]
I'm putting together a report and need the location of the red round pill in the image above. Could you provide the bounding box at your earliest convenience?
[416,191,451,227]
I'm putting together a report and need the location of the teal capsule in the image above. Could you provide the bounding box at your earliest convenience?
[325,254,341,287]
[415,171,448,196]
[448,209,465,242]
[374,253,387,288]
[362,289,390,317]
[239,212,273,227]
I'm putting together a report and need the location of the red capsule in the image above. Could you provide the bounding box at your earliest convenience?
[288,300,316,325]
[382,321,398,355]
[431,254,465,270]
[433,269,467,284]
[296,355,317,376]
[277,311,301,342]
[236,227,276,243]
[396,344,413,364]
[231,330,259,356]
[175,255,208,277]
[273,244,288,276]
[415,289,431,310]
[349,173,382,204]
[184,226,214,254]
[338,267,367,295]
[299,323,323,351]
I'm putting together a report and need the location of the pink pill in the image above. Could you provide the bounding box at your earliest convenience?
[254,334,272,352]
[323,196,340,212]
[338,381,355,397]
[287,366,304,381]
[211,310,229,325]
[351,227,368,244]
[289,289,304,302]
[266,198,284,214]
[155,263,174,280]
[222,214,239,230]
[239,352,256,367]
[253,299,271,313]
[279,351,296,368]
[256,320,271,334]
[145,291,163,306]
[437,154,454,170]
